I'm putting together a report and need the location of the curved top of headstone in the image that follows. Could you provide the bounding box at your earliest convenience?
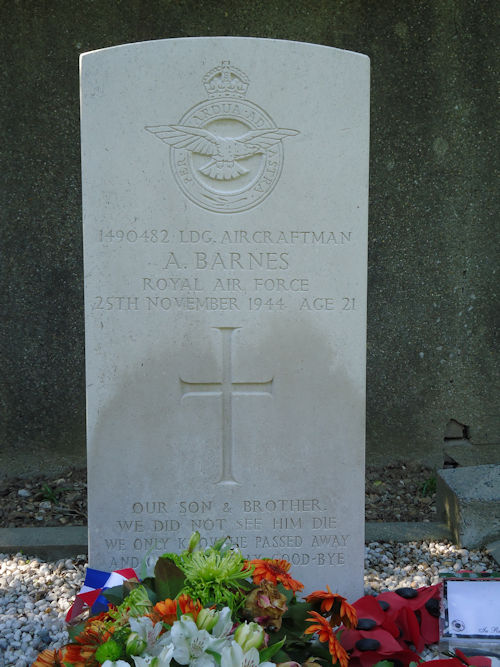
[80,36,369,60]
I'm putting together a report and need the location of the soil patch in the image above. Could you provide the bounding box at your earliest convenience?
[1,462,437,527]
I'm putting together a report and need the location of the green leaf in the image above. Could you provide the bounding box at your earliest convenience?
[277,582,295,604]
[237,578,254,591]
[67,621,86,641]
[102,584,128,606]
[154,554,186,601]
[206,648,222,665]
[308,641,332,661]
[273,649,291,663]
[144,584,158,605]
[212,536,227,552]
[285,600,313,627]
[141,576,157,592]
[260,637,285,662]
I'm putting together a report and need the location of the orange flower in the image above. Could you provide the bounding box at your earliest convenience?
[178,593,203,620]
[305,587,357,629]
[32,612,114,667]
[305,585,339,612]
[153,598,178,625]
[336,597,357,630]
[58,643,99,666]
[305,610,336,644]
[328,634,349,667]
[246,559,304,593]
[75,617,113,645]
[32,649,62,666]
[305,612,349,667]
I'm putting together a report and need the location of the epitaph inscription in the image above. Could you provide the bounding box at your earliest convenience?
[82,38,369,599]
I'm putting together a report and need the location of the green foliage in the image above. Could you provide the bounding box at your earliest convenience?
[67,620,86,641]
[94,638,123,663]
[41,482,68,502]
[156,535,254,611]
[266,599,315,664]
[154,554,185,601]
[260,637,285,662]
[421,476,437,496]
[102,583,129,606]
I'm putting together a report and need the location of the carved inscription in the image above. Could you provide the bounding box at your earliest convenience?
[109,496,350,571]
[92,227,357,314]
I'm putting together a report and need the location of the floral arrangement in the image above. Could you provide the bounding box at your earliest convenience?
[32,534,491,667]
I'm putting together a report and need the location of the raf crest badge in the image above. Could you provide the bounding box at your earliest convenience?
[145,61,299,213]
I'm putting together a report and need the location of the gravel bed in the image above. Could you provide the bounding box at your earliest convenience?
[1,541,497,667]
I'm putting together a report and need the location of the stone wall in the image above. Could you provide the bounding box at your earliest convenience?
[1,0,498,475]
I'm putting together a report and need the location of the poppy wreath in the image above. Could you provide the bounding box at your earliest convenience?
[339,584,442,667]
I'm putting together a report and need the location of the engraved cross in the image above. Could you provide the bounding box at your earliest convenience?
[180,327,273,486]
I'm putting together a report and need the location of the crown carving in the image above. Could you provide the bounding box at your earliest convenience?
[203,61,249,99]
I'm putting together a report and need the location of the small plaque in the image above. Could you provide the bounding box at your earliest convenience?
[442,578,500,640]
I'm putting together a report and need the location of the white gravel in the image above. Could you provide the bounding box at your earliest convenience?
[0,541,497,667]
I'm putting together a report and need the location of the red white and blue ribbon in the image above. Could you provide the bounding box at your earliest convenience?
[65,567,137,622]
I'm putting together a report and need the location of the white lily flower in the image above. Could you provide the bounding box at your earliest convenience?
[101,661,131,667]
[129,615,172,654]
[170,616,217,667]
[130,615,163,646]
[221,641,275,667]
[132,643,175,667]
[132,658,156,667]
[212,606,234,638]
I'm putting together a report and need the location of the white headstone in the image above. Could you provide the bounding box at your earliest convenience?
[81,37,369,600]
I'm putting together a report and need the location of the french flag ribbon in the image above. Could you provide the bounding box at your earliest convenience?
[65,567,138,622]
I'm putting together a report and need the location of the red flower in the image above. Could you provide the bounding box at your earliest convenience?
[246,559,304,592]
[377,584,441,651]
[421,656,491,667]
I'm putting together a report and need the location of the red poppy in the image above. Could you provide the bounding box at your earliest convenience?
[246,559,304,592]
[377,584,441,651]
[421,656,491,667]
[454,649,491,667]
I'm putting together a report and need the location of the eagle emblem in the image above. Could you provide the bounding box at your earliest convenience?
[145,61,300,213]
[145,125,298,181]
